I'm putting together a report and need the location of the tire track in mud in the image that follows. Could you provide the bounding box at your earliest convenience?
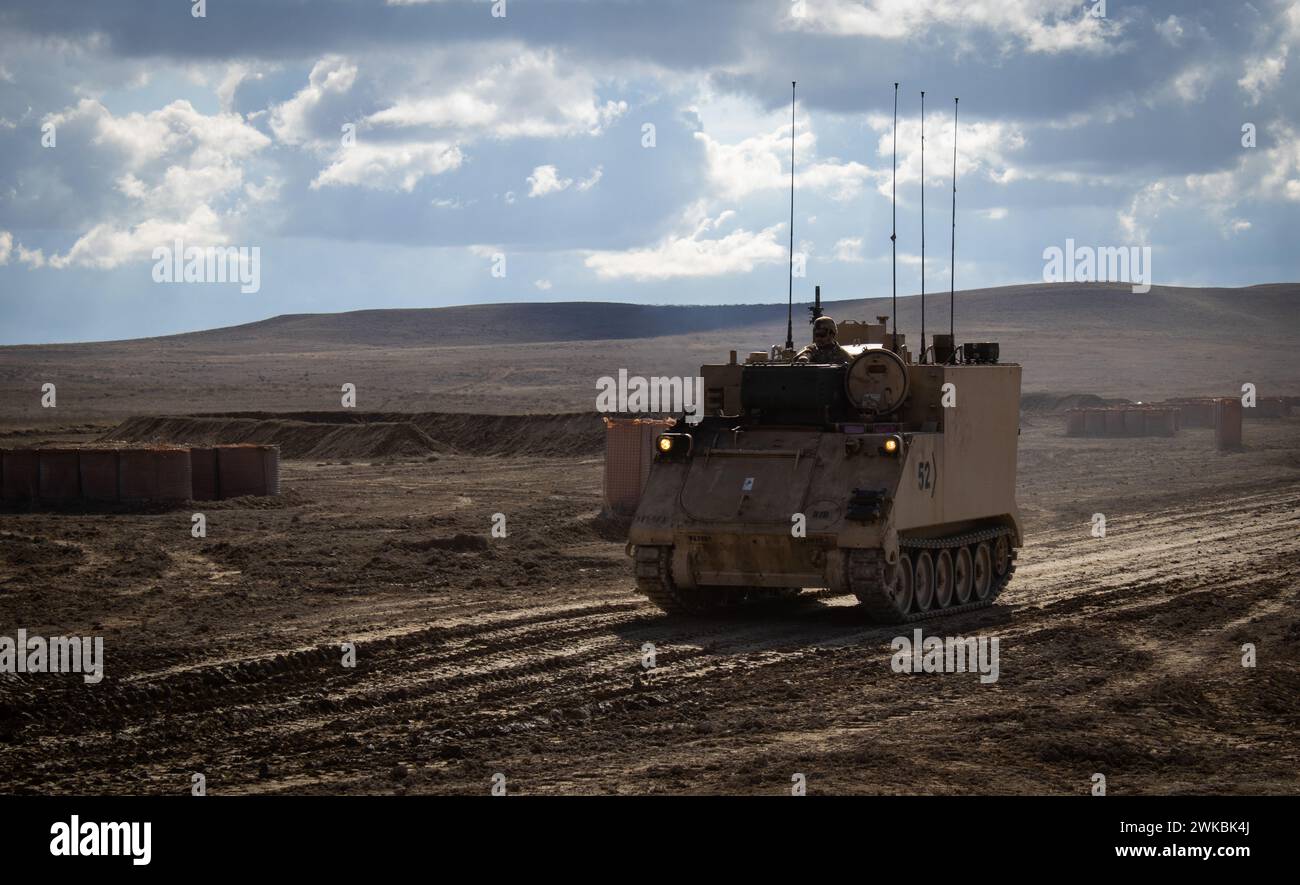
[4,483,1298,792]
[2,591,881,792]
[1006,486,1300,613]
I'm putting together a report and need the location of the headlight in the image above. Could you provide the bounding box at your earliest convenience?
[655,433,692,460]
[880,434,903,456]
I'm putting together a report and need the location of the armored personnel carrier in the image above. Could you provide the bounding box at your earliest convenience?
[627,314,1021,622]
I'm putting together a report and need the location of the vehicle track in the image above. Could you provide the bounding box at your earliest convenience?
[3,483,1297,793]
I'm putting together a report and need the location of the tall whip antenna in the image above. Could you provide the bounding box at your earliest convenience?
[950,96,958,353]
[785,80,796,352]
[920,90,926,364]
[890,82,898,353]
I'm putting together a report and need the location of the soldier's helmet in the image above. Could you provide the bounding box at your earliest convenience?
[813,316,838,339]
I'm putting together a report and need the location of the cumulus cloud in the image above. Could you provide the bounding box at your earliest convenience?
[0,0,1294,334]
[312,141,463,191]
[576,165,603,191]
[790,0,1123,55]
[49,205,228,270]
[1120,121,1300,239]
[1168,64,1216,104]
[269,56,358,145]
[832,236,864,262]
[366,50,627,139]
[216,62,269,113]
[1238,2,1300,104]
[1,231,46,269]
[695,118,872,201]
[244,176,282,204]
[285,48,627,193]
[1155,15,1185,46]
[867,111,1025,197]
[1118,180,1176,242]
[1239,50,1289,105]
[46,98,269,173]
[17,244,45,268]
[526,164,602,197]
[32,98,270,269]
[583,203,785,281]
[266,58,474,192]
[527,165,572,197]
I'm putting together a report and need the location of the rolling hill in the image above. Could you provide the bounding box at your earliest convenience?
[1,282,1297,422]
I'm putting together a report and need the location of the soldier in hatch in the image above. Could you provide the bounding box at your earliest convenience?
[795,316,853,365]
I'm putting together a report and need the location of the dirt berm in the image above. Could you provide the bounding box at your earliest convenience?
[102,411,605,459]
[102,397,1139,459]
[1019,392,1132,414]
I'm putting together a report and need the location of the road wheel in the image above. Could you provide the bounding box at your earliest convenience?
[634,546,728,615]
[934,548,954,609]
[913,550,935,612]
[972,542,993,601]
[953,546,974,604]
[993,534,1011,578]
[890,553,915,616]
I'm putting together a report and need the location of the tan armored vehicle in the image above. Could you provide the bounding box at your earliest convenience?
[627,314,1022,622]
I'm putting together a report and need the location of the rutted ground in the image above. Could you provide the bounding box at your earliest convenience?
[0,419,1298,795]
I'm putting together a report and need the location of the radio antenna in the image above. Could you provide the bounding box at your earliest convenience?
[920,90,926,364]
[890,82,898,353]
[785,80,796,352]
[949,96,958,355]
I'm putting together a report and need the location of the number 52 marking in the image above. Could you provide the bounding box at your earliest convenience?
[917,457,936,496]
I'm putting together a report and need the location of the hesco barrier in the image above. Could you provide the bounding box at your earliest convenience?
[1066,407,1179,438]
[603,417,675,515]
[1215,398,1243,450]
[118,447,193,503]
[0,444,280,506]
[38,449,81,501]
[215,445,279,498]
[79,450,120,502]
[1165,396,1289,424]
[1104,410,1125,436]
[1247,397,1291,419]
[1146,409,1177,435]
[1168,398,1217,428]
[190,447,218,501]
[157,448,195,501]
[2,449,39,501]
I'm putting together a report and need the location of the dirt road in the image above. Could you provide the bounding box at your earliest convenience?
[1,419,1297,795]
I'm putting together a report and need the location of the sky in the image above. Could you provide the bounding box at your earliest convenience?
[0,0,1298,344]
